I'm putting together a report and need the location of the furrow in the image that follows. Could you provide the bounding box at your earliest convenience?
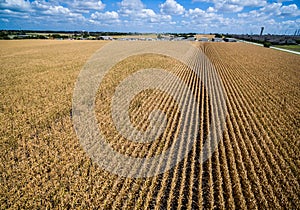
[213,44,300,201]
[215,44,300,162]
[201,43,247,209]
[141,62,193,209]
[111,62,186,209]
[207,43,298,208]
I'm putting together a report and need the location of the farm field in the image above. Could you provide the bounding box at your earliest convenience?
[0,40,299,209]
[195,34,216,40]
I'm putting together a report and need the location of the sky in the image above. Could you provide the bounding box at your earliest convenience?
[0,0,300,34]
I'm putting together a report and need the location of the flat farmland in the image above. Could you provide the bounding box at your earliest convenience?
[0,40,299,209]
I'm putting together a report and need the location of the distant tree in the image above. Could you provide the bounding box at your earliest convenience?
[0,31,10,40]
[263,42,272,48]
[82,31,89,38]
[0,35,10,40]
[215,33,223,38]
[51,34,69,39]
[37,35,48,39]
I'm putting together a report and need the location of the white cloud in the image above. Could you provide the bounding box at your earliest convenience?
[137,9,172,23]
[76,1,105,10]
[42,5,70,15]
[0,0,31,12]
[238,10,261,18]
[234,2,300,34]
[117,0,172,24]
[0,0,299,34]
[1,18,9,22]
[194,0,266,7]
[31,1,51,10]
[159,0,185,15]
[277,0,293,2]
[281,4,300,16]
[32,0,106,14]
[235,0,267,7]
[31,0,106,12]
[21,1,87,22]
[89,10,120,26]
[240,3,300,19]
[183,7,227,31]
[193,0,267,12]
[68,1,106,12]
[118,0,145,15]
[139,9,156,18]
[91,11,119,20]
[260,2,282,15]
[186,8,215,18]
[216,3,243,12]
[259,3,300,17]
[207,6,216,13]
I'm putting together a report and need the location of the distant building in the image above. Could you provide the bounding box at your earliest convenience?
[16,35,30,38]
[224,38,237,42]
[212,38,223,42]
[173,37,185,41]
[199,37,209,42]
[186,37,196,41]
[98,36,113,40]
[286,39,297,45]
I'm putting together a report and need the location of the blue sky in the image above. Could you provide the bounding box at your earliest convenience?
[0,0,299,34]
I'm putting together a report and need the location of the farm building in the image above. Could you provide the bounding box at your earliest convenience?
[212,38,223,42]
[224,38,237,42]
[199,37,209,42]
[98,36,113,40]
[186,37,196,41]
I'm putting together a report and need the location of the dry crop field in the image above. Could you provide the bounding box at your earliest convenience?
[195,34,216,40]
[0,40,299,209]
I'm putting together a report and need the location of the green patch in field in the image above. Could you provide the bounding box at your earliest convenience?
[274,45,300,53]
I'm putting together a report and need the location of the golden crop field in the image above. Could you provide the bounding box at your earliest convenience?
[195,34,216,40]
[0,40,299,209]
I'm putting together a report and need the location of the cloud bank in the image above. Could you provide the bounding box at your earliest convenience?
[0,0,299,34]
